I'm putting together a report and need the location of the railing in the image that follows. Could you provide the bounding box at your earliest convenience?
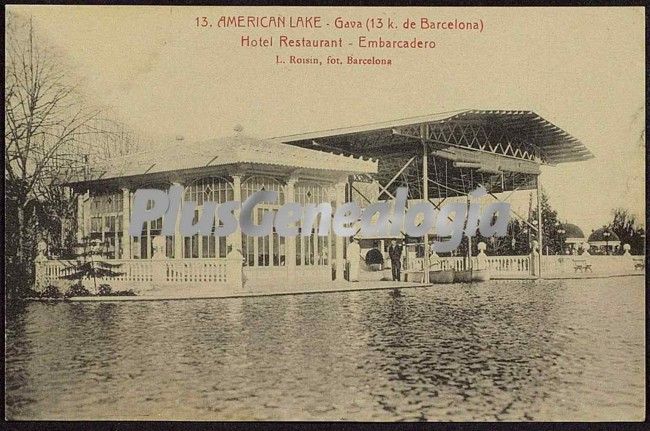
[485,255,531,275]
[41,261,77,282]
[433,255,643,277]
[36,258,228,288]
[166,260,228,283]
[36,254,644,291]
[541,254,644,275]
[421,255,530,276]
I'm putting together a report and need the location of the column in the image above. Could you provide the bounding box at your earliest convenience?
[227,174,244,289]
[76,193,84,242]
[285,176,298,280]
[420,124,430,284]
[229,175,243,255]
[172,182,183,259]
[121,187,131,259]
[83,190,91,242]
[334,181,346,281]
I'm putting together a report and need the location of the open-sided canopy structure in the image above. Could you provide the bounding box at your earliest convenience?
[271,109,594,199]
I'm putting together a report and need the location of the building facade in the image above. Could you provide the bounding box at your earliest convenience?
[38,135,377,293]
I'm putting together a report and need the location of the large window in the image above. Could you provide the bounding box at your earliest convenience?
[89,192,124,259]
[182,177,233,259]
[241,176,285,267]
[131,198,171,259]
[295,182,330,266]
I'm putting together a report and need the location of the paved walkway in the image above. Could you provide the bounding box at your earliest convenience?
[67,280,431,302]
[35,271,644,302]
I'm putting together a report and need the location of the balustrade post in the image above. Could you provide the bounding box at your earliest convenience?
[34,246,48,291]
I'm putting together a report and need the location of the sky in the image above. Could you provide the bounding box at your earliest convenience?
[8,5,646,234]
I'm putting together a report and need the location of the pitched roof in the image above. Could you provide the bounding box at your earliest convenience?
[75,135,377,183]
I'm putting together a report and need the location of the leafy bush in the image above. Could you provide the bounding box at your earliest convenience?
[97,284,112,296]
[97,284,136,296]
[64,283,92,298]
[24,287,42,298]
[111,289,136,296]
[40,285,62,299]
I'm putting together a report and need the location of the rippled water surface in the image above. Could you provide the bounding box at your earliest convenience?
[6,277,645,421]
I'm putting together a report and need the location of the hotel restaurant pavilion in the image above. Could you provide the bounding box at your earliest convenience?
[37,110,596,293]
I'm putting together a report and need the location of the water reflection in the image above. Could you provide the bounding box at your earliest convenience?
[5,277,645,421]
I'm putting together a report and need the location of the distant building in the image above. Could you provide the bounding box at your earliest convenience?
[588,228,621,255]
[563,223,586,254]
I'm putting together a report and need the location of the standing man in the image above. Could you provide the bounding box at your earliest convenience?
[388,239,403,282]
[347,238,361,282]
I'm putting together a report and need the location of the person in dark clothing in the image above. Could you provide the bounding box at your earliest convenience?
[388,239,403,281]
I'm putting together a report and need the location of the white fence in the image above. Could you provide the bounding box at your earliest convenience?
[485,256,531,276]
[36,258,228,290]
[411,255,530,276]
[408,254,642,279]
[35,254,644,291]
[541,255,644,275]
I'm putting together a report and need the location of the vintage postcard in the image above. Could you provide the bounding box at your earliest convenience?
[4,4,645,422]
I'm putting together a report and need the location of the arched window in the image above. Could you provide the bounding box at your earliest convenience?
[241,176,285,267]
[182,177,234,259]
[295,182,331,266]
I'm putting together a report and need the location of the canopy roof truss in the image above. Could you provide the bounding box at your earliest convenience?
[374,154,537,200]
[394,120,540,162]
[274,110,593,199]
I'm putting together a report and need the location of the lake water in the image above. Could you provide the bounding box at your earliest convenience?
[5,277,645,421]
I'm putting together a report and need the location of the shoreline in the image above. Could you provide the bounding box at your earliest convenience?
[24,272,644,303]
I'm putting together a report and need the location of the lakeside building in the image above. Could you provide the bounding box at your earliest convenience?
[37,110,646,298]
[588,228,621,255]
[61,134,377,289]
[562,223,587,254]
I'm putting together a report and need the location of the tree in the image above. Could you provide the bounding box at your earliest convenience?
[5,12,150,301]
[5,12,98,299]
[531,191,565,255]
[60,237,124,293]
[609,208,645,255]
[458,218,532,257]
[457,190,566,256]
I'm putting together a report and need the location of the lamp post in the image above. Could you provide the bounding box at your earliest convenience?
[603,230,611,255]
[557,223,566,255]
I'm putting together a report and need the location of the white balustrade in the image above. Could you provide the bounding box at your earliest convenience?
[485,256,531,275]
[433,255,530,277]
[542,254,643,275]
[36,258,229,288]
[35,253,643,291]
